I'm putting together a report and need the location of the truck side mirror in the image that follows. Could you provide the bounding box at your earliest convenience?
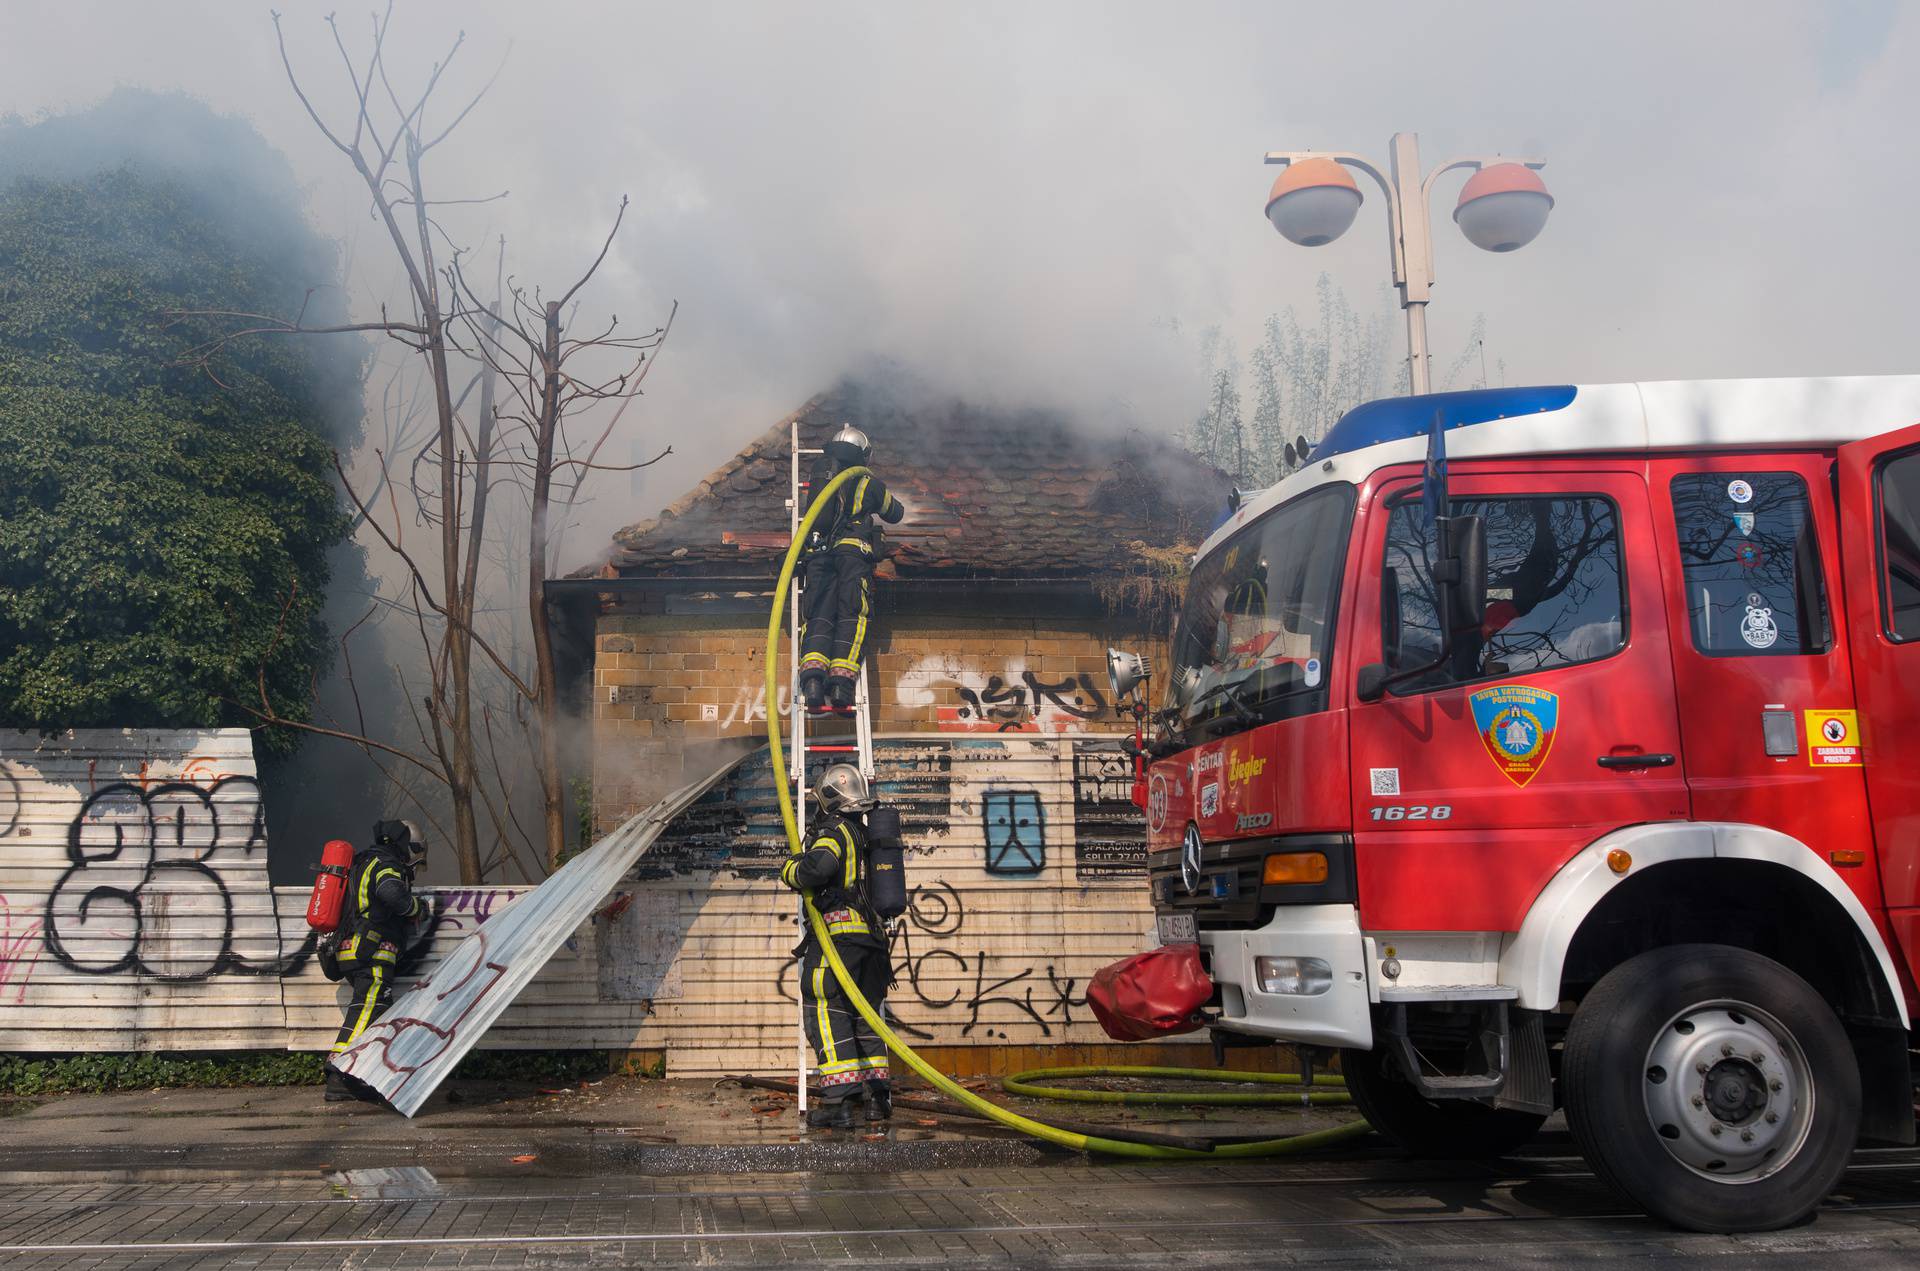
[1356,662,1388,702]
[1445,515,1487,630]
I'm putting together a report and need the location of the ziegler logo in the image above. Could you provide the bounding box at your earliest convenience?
[1235,812,1273,831]
[1230,755,1267,785]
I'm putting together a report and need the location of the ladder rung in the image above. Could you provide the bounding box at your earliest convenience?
[807,743,857,751]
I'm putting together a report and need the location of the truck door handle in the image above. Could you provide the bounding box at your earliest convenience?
[1597,753,1676,769]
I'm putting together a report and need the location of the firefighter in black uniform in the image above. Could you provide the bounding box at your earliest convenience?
[326,819,430,1102]
[780,763,894,1127]
[799,424,904,714]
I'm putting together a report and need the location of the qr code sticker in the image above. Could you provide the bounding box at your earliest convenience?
[1369,768,1401,797]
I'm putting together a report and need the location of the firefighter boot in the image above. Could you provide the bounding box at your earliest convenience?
[324,1068,355,1104]
[864,1079,893,1122]
[800,670,828,715]
[805,1095,857,1129]
[827,674,856,712]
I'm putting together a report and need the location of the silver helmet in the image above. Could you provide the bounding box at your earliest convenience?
[815,763,875,815]
[399,819,426,868]
[829,423,872,465]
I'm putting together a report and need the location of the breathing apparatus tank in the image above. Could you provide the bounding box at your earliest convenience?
[865,805,907,920]
[305,839,356,932]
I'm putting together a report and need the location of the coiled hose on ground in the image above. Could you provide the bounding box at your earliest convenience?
[767,467,1369,1159]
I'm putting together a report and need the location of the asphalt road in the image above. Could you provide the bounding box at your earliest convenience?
[3,1135,1918,1268]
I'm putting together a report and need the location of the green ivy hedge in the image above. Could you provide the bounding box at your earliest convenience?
[0,1050,615,1096]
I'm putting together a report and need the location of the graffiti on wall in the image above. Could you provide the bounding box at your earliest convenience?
[1071,741,1148,880]
[42,777,315,981]
[898,656,1109,733]
[777,878,1089,1040]
[719,681,794,730]
[1,765,19,838]
[981,788,1045,876]
[0,895,40,1003]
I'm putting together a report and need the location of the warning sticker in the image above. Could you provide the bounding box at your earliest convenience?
[1804,709,1861,767]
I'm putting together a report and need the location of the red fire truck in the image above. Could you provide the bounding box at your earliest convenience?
[1117,376,1920,1232]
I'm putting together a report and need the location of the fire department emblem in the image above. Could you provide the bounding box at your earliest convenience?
[1468,684,1560,788]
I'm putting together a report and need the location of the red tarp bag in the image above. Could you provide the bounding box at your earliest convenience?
[1087,942,1213,1041]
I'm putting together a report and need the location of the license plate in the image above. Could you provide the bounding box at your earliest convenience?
[1157,912,1197,945]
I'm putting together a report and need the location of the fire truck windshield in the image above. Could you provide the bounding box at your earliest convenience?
[1167,484,1354,738]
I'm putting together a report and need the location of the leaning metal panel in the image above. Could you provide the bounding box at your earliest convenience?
[330,758,746,1117]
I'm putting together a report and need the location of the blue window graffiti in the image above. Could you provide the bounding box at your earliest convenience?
[982,788,1045,877]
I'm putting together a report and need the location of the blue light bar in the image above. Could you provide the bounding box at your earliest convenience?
[1308,385,1578,464]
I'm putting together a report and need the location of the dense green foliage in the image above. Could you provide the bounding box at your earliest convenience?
[0,1051,326,1095]
[0,1049,616,1096]
[0,92,363,750]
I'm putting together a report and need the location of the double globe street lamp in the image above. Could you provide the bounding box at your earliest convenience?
[1263,132,1553,396]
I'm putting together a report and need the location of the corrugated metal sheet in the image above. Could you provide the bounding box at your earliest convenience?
[1,730,1163,1078]
[331,761,747,1116]
[619,733,1155,1076]
[0,728,306,1050]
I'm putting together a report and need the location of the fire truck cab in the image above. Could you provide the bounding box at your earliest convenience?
[1129,376,1920,1232]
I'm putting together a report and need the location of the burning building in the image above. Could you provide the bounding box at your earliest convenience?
[550,378,1230,1073]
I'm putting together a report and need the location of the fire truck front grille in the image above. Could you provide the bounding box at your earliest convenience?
[1149,833,1355,931]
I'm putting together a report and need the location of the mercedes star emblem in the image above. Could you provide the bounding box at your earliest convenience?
[1180,823,1205,894]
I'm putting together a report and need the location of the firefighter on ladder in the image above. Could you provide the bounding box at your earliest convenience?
[781,764,894,1128]
[325,819,430,1103]
[799,424,904,715]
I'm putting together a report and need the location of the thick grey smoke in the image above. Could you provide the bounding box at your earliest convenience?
[4,1,1914,571]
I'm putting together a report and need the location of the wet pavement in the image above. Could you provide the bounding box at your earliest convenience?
[1,1078,1917,1266]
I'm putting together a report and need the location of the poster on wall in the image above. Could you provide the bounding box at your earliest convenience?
[1071,740,1147,881]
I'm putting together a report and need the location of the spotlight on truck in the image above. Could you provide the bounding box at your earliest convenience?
[1107,648,1151,702]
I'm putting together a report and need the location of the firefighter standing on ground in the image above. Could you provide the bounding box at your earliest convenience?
[325,819,430,1102]
[799,424,904,714]
[781,764,894,1128]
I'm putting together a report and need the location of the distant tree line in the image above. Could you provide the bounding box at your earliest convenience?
[1183,275,1502,484]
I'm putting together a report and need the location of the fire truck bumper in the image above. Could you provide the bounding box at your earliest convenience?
[1198,903,1373,1050]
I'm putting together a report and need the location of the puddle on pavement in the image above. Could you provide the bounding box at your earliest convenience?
[325,1166,446,1199]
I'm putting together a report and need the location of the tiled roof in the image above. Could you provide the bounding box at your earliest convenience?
[595,379,1231,580]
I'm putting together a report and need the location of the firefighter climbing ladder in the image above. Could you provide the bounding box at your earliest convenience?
[766,464,1365,1156]
[786,419,876,1114]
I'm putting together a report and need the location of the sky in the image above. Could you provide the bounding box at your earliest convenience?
[2,0,1916,569]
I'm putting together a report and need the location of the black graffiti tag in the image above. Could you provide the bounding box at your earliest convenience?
[774,877,1086,1039]
[955,672,1108,731]
[42,778,314,981]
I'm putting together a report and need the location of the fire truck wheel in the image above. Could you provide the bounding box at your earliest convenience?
[1563,943,1860,1233]
[1338,1046,1548,1159]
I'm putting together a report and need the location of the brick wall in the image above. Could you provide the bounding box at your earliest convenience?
[573,588,1186,1072]
[591,592,1170,828]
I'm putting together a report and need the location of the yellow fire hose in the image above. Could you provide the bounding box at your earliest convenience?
[767,466,1369,1159]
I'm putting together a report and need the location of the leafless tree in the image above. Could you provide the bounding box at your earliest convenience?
[448,202,674,871]
[172,7,675,881]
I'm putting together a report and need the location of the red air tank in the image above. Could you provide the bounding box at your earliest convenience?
[305,839,356,932]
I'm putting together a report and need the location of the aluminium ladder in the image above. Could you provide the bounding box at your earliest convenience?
[786,418,876,1114]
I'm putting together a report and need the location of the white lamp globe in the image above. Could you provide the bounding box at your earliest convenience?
[1453,163,1554,253]
[1265,158,1363,247]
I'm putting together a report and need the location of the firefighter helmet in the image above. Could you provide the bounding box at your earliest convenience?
[828,424,872,466]
[374,818,428,868]
[815,763,875,814]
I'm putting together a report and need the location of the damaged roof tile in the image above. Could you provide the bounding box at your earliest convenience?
[588,377,1231,581]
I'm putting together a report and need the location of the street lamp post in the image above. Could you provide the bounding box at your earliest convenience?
[1263,133,1552,396]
